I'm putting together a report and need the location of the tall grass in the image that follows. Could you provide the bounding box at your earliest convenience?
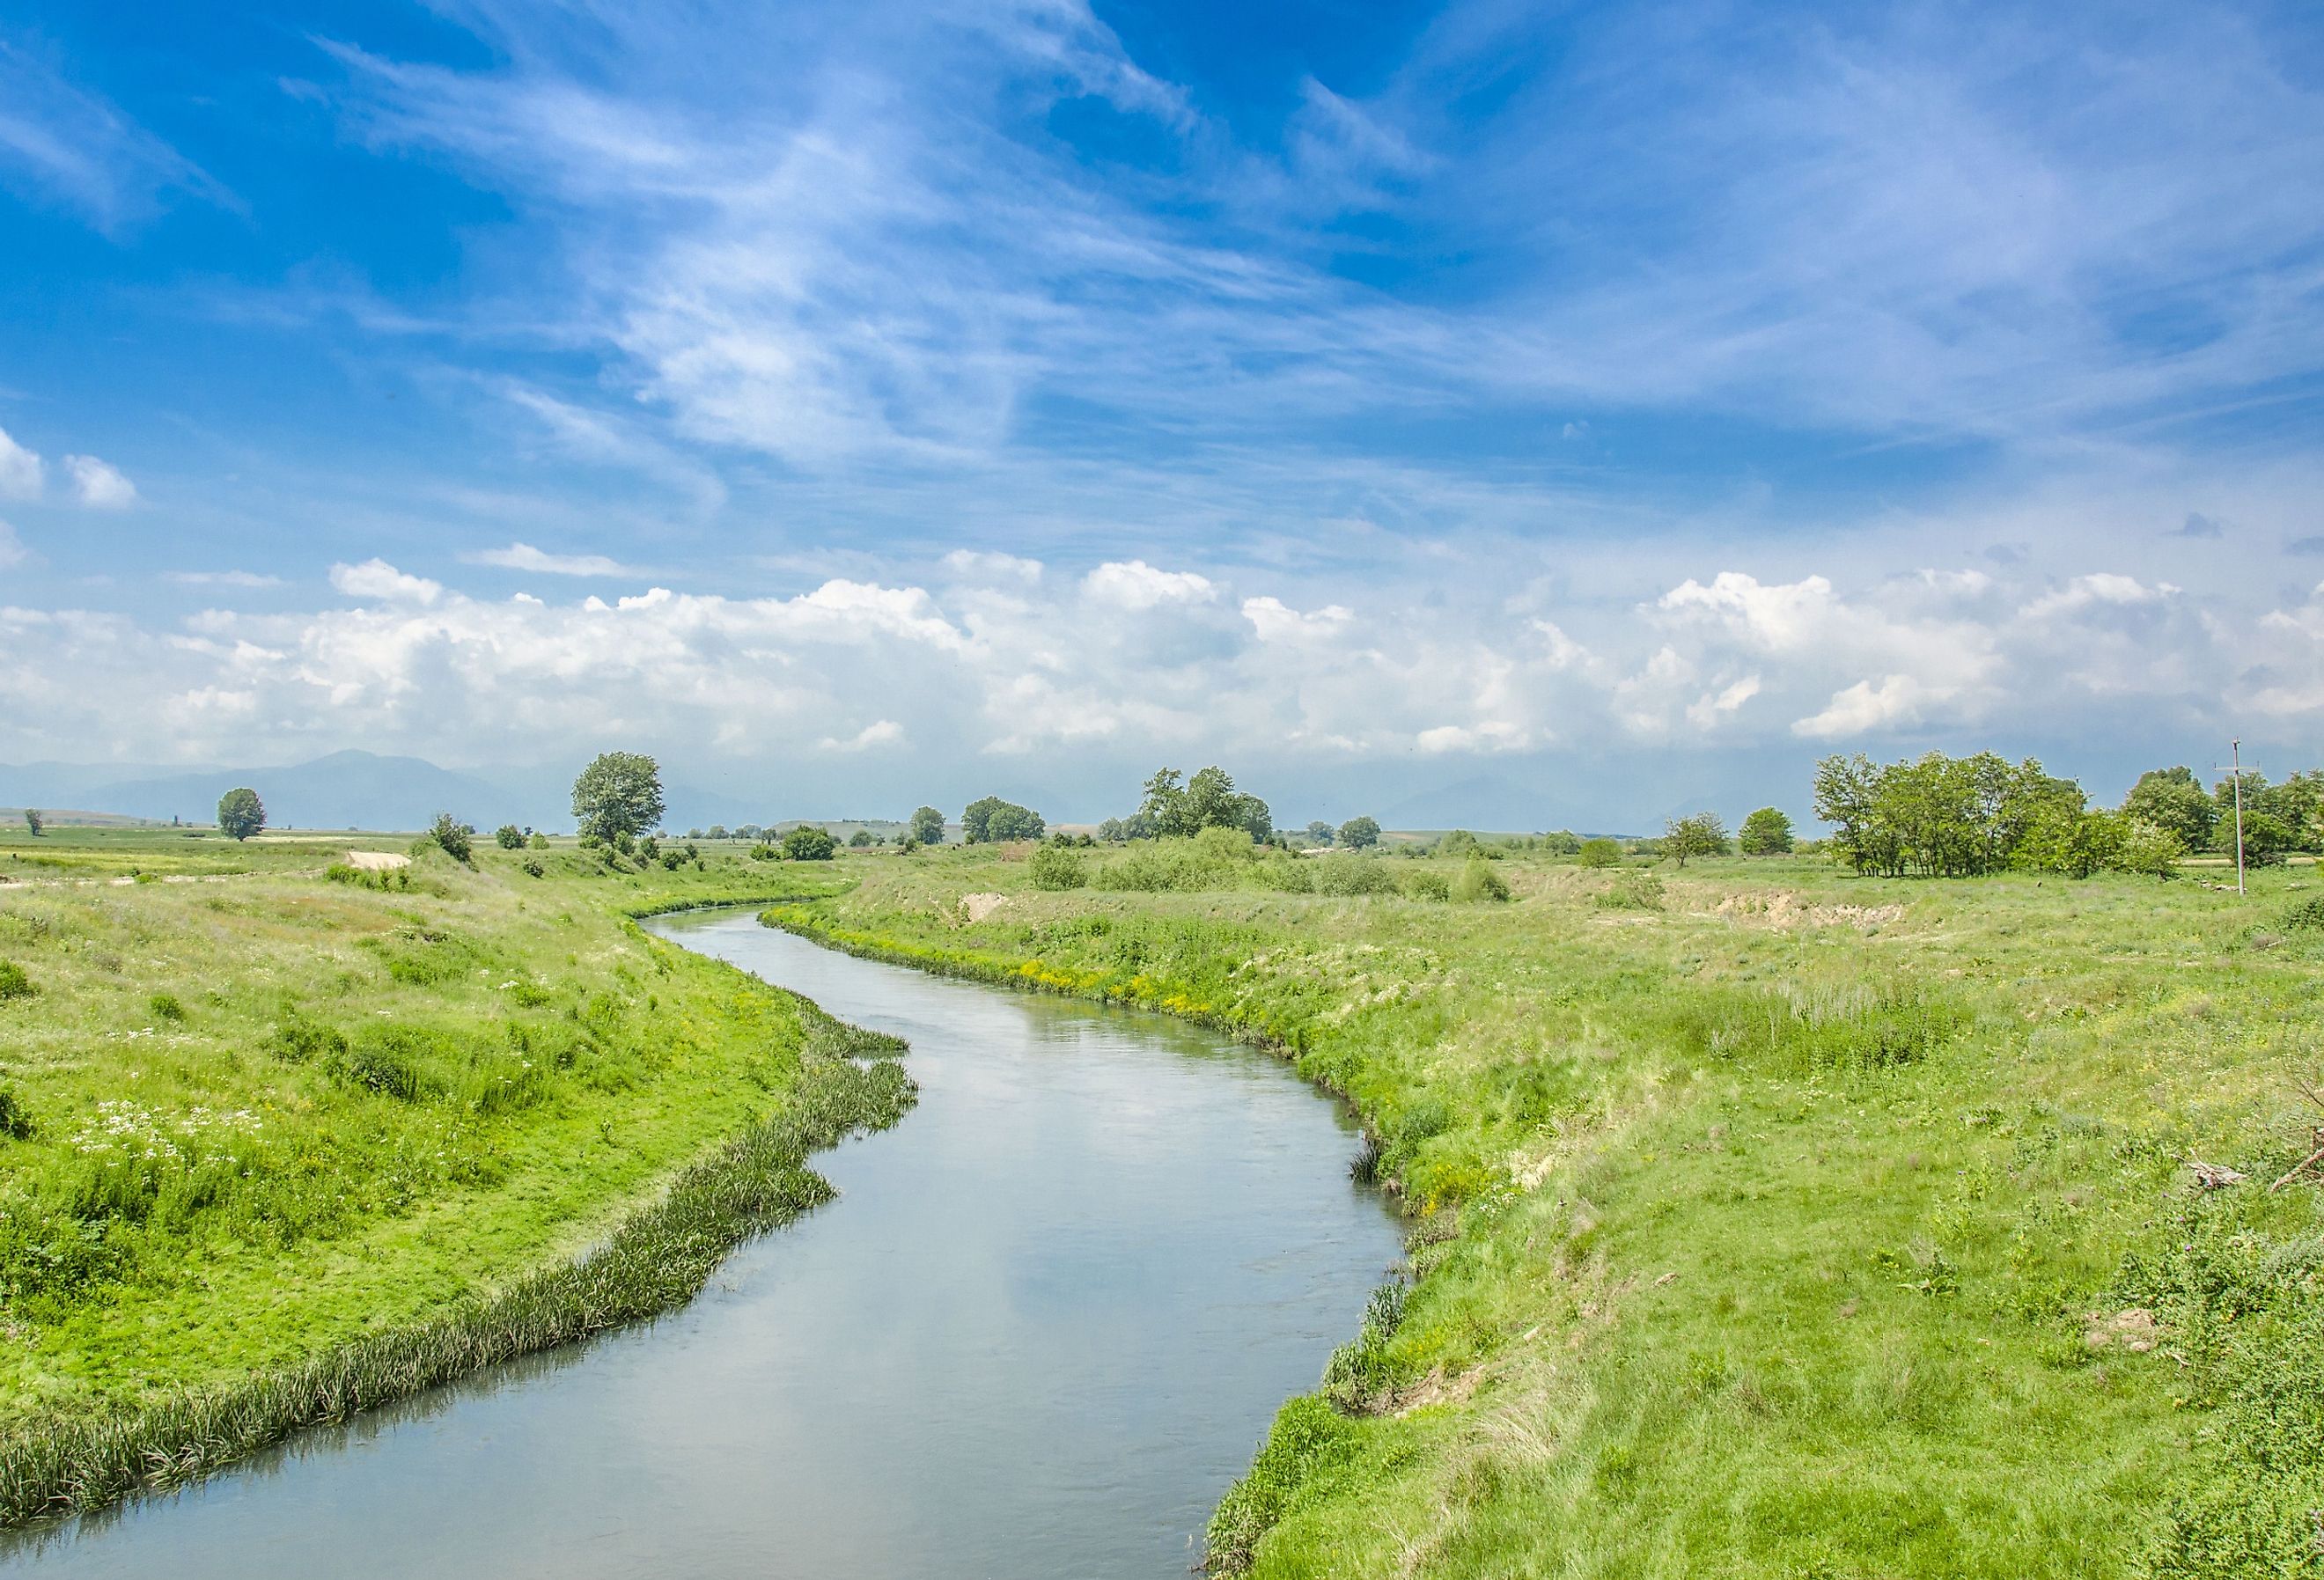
[0,1007,913,1528]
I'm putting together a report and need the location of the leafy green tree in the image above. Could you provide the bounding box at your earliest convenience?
[909,805,946,846]
[571,753,665,845]
[21,809,40,838]
[430,812,474,863]
[962,796,1044,842]
[781,825,838,861]
[1336,815,1380,849]
[1096,817,1129,842]
[2122,767,2215,852]
[1662,812,1730,867]
[1578,837,1623,869]
[1438,829,1480,856]
[1541,829,1583,855]
[217,787,266,842]
[848,829,873,848]
[1305,820,1335,847]
[706,825,729,841]
[1141,766,1271,841]
[1738,806,1793,855]
[494,824,526,849]
[2114,819,2186,878]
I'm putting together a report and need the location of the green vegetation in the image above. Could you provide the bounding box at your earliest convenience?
[0,817,901,1522]
[1739,805,1794,855]
[909,805,945,846]
[570,751,666,844]
[20,812,39,840]
[781,825,838,862]
[1661,811,1729,865]
[764,832,2324,1577]
[961,795,1044,843]
[1578,836,1622,868]
[1139,766,1274,841]
[1336,815,1379,849]
[216,788,264,842]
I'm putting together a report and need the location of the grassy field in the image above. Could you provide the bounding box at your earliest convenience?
[769,838,2324,1578]
[0,821,910,1518]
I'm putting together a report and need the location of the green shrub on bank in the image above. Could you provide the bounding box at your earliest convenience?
[1452,857,1511,902]
[1029,841,1087,891]
[0,962,32,1001]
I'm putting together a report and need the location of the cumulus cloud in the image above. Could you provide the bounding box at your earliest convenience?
[330,558,443,605]
[818,719,905,753]
[1083,560,1216,609]
[0,426,41,501]
[63,454,136,508]
[463,541,631,577]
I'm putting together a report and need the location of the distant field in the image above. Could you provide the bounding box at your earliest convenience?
[774,837,2324,1578]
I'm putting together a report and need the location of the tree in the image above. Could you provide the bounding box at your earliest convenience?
[21,809,40,838]
[1663,812,1730,867]
[1305,820,1335,847]
[1578,837,1622,868]
[781,825,837,861]
[1739,806,1793,856]
[909,805,946,846]
[848,829,873,848]
[217,787,266,842]
[1337,815,1381,849]
[2123,767,2216,853]
[572,753,665,845]
[1140,765,1272,841]
[1096,817,1129,842]
[962,796,1044,842]
[430,812,474,864]
[494,824,526,849]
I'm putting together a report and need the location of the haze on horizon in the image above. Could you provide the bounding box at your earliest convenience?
[3,0,2321,828]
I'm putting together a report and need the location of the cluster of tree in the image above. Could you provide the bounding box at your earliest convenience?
[2124,765,2321,867]
[962,796,1045,843]
[1132,767,1273,842]
[1813,751,2179,879]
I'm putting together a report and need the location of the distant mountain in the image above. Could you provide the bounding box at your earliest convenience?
[0,751,517,833]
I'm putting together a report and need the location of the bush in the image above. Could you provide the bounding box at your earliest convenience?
[1452,857,1511,902]
[750,842,777,862]
[1314,856,1400,897]
[782,825,839,862]
[494,825,526,850]
[148,992,187,1023]
[430,813,474,864]
[0,962,32,1002]
[1029,841,1087,891]
[528,832,549,850]
[1578,838,1623,869]
[1599,871,1666,910]
[1401,869,1451,901]
[0,1085,32,1141]
[2279,895,2324,933]
[521,856,546,878]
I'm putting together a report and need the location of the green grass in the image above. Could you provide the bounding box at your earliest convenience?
[777,839,2324,1577]
[0,823,907,1519]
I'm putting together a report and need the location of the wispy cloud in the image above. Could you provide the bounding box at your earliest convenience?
[0,37,233,233]
[63,453,135,508]
[0,424,41,500]
[165,570,283,588]
[463,541,633,577]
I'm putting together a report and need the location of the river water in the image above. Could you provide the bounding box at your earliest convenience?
[2,908,1401,1577]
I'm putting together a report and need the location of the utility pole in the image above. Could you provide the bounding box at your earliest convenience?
[2213,739,2252,896]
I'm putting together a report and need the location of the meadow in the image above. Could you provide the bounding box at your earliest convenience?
[770,835,2324,1578]
[0,822,908,1519]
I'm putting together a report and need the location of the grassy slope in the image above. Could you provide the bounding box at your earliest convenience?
[777,842,2324,1578]
[0,824,866,1429]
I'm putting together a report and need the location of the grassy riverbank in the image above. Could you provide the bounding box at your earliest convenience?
[0,824,910,1520]
[771,841,2324,1578]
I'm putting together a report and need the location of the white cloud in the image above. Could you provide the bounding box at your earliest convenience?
[464,541,632,577]
[1686,674,1763,728]
[0,520,23,570]
[818,719,905,753]
[0,427,41,501]
[943,549,1043,583]
[62,454,136,509]
[2019,572,2177,621]
[1084,560,1215,609]
[1793,675,1934,739]
[330,558,443,605]
[165,570,283,588]
[1241,595,1351,643]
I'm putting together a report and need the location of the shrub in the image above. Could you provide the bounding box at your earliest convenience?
[430,813,474,864]
[148,993,187,1023]
[750,842,777,862]
[0,1085,31,1141]
[1401,869,1451,901]
[528,832,549,850]
[1452,857,1511,902]
[0,962,32,1001]
[848,830,873,848]
[2279,895,2324,933]
[1029,841,1087,891]
[521,856,546,878]
[1314,856,1399,897]
[493,825,526,850]
[782,825,839,862]
[1578,838,1623,869]
[1598,871,1666,910]
[636,835,659,864]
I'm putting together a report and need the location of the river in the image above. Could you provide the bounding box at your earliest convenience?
[0,908,1401,1577]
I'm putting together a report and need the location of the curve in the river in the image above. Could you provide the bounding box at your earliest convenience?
[0,908,1401,1579]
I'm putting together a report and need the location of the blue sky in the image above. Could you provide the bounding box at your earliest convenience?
[2,0,2321,826]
